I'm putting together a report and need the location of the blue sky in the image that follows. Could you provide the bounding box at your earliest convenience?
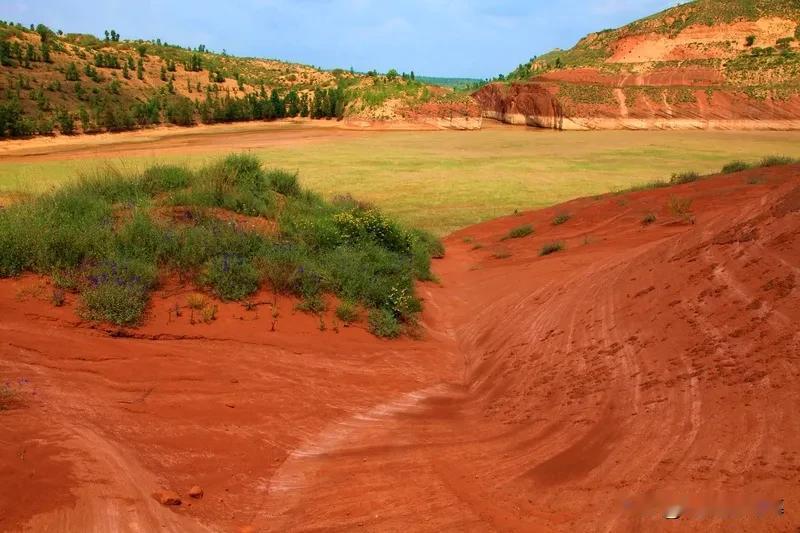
[2,0,677,78]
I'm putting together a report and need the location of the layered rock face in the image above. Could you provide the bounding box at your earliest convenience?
[475,4,800,130]
[474,76,800,131]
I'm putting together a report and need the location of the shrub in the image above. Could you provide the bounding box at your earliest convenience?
[745,35,756,47]
[670,171,700,185]
[368,308,401,338]
[201,254,260,301]
[409,229,443,281]
[641,213,657,226]
[552,213,571,226]
[759,155,798,167]
[266,169,300,197]
[503,224,533,240]
[540,242,564,256]
[80,258,156,325]
[332,208,411,254]
[335,300,359,324]
[721,161,752,174]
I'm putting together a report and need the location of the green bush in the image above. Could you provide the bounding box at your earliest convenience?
[266,169,301,197]
[540,242,565,256]
[201,254,261,301]
[504,224,534,240]
[368,308,402,338]
[721,161,752,174]
[641,213,657,225]
[80,258,156,325]
[552,213,571,226]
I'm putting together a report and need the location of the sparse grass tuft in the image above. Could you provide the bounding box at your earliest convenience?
[552,213,571,226]
[668,196,694,221]
[492,250,512,259]
[335,300,359,324]
[187,294,207,310]
[51,288,66,307]
[613,180,669,195]
[670,171,701,185]
[296,294,327,314]
[759,155,798,167]
[503,224,534,240]
[641,213,657,226]
[540,242,565,256]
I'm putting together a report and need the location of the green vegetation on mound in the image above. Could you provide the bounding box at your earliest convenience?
[0,154,442,336]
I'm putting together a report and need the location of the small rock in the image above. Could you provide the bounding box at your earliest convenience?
[189,485,204,499]
[153,490,182,506]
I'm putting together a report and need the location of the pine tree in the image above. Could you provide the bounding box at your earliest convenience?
[65,62,80,81]
[137,58,144,80]
[25,43,36,65]
[160,64,167,81]
[122,63,129,79]
[270,89,284,118]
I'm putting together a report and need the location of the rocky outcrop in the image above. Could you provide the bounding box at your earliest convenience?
[474,76,800,131]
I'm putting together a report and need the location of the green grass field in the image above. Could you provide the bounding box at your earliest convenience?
[2,127,799,235]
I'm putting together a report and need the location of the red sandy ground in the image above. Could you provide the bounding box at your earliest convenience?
[1,165,799,532]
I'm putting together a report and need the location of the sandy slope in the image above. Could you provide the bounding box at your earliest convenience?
[1,165,799,531]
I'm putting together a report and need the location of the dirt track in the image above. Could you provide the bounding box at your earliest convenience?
[0,120,443,163]
[2,165,799,531]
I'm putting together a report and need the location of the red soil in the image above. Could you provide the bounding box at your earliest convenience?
[2,165,800,531]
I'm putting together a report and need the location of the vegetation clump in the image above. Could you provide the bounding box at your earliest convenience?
[721,161,752,174]
[552,213,571,226]
[0,154,440,337]
[540,242,565,256]
[503,224,534,240]
[669,171,701,185]
[759,155,798,167]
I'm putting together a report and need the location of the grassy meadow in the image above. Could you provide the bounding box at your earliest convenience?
[2,126,800,236]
